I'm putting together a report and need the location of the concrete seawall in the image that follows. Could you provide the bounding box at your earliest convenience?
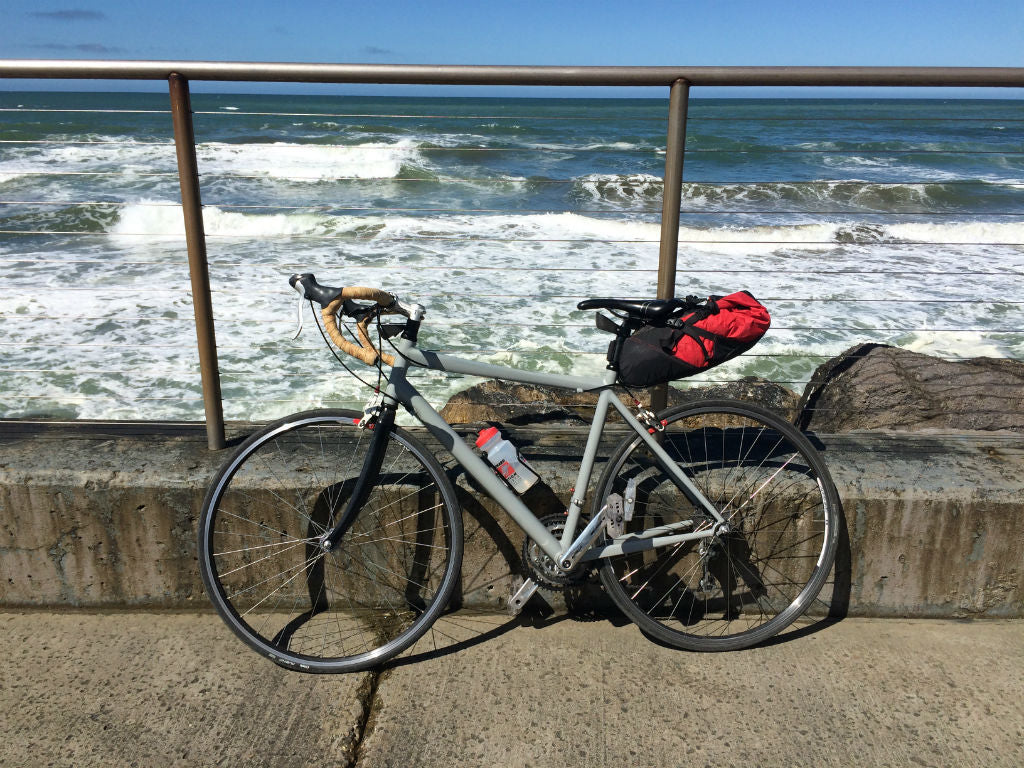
[1,421,1021,617]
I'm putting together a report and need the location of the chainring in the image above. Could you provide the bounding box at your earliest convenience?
[522,513,590,590]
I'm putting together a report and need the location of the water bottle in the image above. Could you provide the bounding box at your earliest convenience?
[475,427,540,494]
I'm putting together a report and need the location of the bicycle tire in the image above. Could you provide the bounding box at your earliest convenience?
[198,408,463,673]
[594,399,840,651]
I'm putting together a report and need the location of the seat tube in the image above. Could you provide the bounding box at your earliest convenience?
[561,388,613,548]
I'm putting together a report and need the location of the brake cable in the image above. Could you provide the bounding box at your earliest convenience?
[311,300,386,392]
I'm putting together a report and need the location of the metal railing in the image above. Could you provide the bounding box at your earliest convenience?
[2,61,1024,449]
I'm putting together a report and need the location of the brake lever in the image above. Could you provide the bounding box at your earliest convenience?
[292,292,305,339]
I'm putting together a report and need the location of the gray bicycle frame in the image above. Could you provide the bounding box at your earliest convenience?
[381,335,722,567]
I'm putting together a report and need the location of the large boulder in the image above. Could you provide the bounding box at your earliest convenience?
[797,343,1024,432]
[439,377,800,425]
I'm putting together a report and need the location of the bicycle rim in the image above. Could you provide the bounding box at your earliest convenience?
[596,399,840,651]
[199,409,463,673]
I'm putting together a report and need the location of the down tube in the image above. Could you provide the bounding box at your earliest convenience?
[390,376,565,563]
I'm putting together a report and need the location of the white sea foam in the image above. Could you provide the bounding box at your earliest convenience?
[902,331,1009,359]
[885,220,1024,245]
[196,139,425,181]
[108,200,378,239]
[104,203,1024,264]
[523,140,647,152]
[0,137,177,181]
[574,173,663,204]
[8,208,1023,422]
[0,137,426,184]
[574,174,1014,213]
[4,96,1023,422]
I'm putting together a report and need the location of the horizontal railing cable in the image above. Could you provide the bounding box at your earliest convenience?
[2,257,1020,277]
[6,206,1024,220]
[0,289,1018,304]
[2,231,1021,251]
[0,314,1000,333]
[10,139,1023,156]
[2,68,1022,423]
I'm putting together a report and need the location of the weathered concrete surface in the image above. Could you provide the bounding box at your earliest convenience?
[363,614,1024,768]
[0,425,224,608]
[825,431,1024,617]
[1,610,1022,768]
[0,610,372,768]
[1,422,1022,617]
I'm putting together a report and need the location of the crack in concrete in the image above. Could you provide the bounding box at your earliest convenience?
[349,669,385,768]
[47,526,80,604]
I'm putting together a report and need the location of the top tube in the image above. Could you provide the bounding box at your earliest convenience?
[399,345,614,392]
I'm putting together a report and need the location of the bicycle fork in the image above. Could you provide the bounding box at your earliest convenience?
[319,403,396,552]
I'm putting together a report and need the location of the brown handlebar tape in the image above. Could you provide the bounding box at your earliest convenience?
[339,285,395,304]
[321,288,397,367]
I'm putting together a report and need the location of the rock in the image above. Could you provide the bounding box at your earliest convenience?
[438,380,594,425]
[684,378,801,419]
[797,343,1024,433]
[439,377,800,425]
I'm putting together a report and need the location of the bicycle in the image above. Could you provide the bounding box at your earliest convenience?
[198,273,840,673]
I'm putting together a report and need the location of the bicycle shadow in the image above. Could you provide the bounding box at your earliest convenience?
[382,587,631,671]
[633,493,853,654]
[270,443,852,665]
[380,461,629,670]
[388,471,853,665]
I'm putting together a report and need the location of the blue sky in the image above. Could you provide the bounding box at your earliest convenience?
[2,1,1023,97]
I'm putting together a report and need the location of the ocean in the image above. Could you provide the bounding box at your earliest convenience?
[0,91,1022,421]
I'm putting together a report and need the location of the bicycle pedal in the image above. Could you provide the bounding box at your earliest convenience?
[508,578,539,616]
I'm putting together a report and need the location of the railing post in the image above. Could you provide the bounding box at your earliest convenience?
[168,73,225,450]
[652,78,690,412]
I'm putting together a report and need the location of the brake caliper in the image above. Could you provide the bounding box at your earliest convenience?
[359,392,385,429]
[635,404,666,434]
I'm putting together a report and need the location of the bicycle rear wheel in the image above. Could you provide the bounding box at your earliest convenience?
[595,399,839,651]
[198,409,463,673]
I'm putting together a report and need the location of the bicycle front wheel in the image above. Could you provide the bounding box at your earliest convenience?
[198,409,463,673]
[595,399,839,652]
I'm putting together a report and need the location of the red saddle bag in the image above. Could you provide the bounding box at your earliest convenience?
[615,291,770,388]
[671,290,771,371]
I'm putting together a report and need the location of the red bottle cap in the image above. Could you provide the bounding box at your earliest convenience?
[475,426,500,448]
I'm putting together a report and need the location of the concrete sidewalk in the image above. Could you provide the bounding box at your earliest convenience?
[1,611,1022,768]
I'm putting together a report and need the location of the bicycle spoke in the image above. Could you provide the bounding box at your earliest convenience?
[199,411,461,672]
[214,538,312,579]
[599,402,837,651]
[213,535,317,558]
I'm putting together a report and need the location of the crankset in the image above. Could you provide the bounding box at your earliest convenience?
[522,513,591,591]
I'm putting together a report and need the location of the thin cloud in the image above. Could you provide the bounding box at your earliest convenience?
[31,42,124,54]
[362,46,394,57]
[30,9,108,22]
